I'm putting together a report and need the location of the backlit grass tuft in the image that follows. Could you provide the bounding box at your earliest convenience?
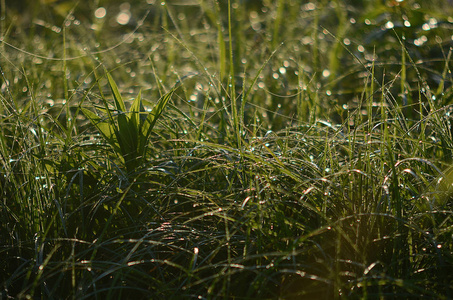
[1,0,452,298]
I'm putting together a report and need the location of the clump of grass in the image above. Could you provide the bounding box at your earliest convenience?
[81,69,176,174]
[1,0,453,299]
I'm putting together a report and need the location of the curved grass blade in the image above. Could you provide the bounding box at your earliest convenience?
[106,72,138,160]
[138,86,176,158]
[106,71,126,113]
[80,107,122,156]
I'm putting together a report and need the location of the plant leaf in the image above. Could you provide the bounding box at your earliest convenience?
[81,107,121,155]
[117,112,136,158]
[106,72,126,113]
[106,72,138,166]
[129,90,142,132]
[138,87,176,158]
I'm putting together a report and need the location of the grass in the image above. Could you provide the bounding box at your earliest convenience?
[1,0,453,298]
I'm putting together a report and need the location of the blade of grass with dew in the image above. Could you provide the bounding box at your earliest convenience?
[199,0,227,82]
[138,85,176,160]
[80,107,122,156]
[436,47,452,98]
[106,71,138,163]
[227,0,239,149]
[272,0,285,49]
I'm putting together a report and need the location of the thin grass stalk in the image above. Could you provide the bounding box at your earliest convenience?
[312,2,320,84]
[417,83,426,154]
[327,0,348,80]
[199,0,226,83]
[436,47,452,97]
[0,0,4,38]
[400,37,410,119]
[217,2,227,83]
[272,0,285,49]
[227,0,239,149]
[366,53,376,214]
[0,64,17,113]
[63,24,70,131]
[297,62,306,122]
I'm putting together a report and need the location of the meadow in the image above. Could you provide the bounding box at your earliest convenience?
[1,0,453,298]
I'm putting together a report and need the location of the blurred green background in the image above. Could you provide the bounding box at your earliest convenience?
[2,0,453,128]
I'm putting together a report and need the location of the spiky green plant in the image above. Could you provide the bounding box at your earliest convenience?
[2,0,453,299]
[81,71,176,173]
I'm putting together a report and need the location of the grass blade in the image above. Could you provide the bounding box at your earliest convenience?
[138,86,176,157]
[81,107,121,155]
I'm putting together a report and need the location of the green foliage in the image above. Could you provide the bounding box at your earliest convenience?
[82,71,176,173]
[1,0,453,299]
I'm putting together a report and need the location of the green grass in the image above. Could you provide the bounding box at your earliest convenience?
[1,0,453,298]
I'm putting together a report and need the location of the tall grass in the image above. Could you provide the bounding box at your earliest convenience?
[1,0,452,298]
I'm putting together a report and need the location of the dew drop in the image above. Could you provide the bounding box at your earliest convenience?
[95,7,107,19]
[117,12,131,25]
